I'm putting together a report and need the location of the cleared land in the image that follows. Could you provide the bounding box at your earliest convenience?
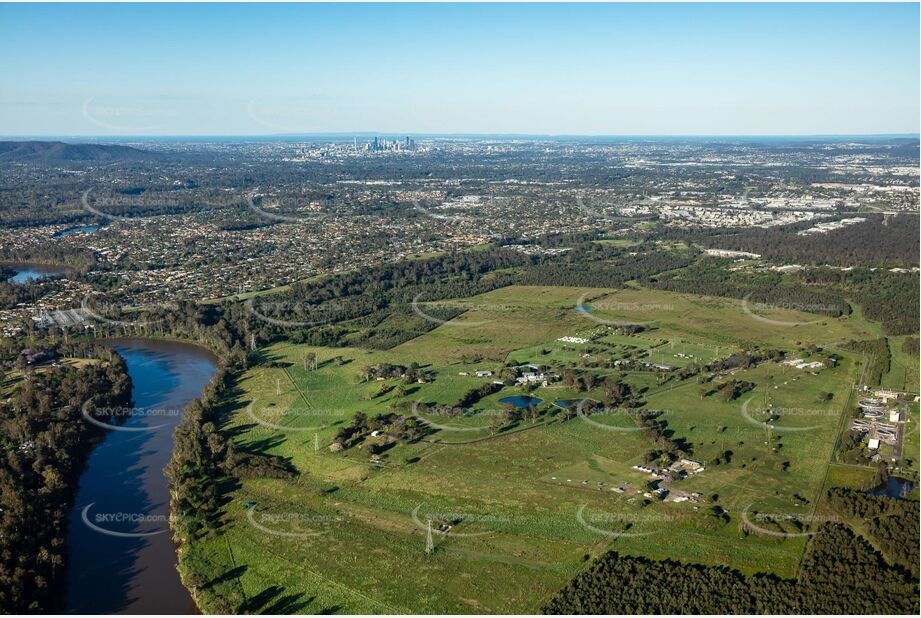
[183,285,890,613]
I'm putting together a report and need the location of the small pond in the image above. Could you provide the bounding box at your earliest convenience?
[499,395,543,408]
[868,476,915,498]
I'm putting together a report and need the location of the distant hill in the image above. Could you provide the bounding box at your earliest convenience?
[0,141,158,163]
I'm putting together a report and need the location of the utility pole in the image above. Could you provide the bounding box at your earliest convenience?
[425,518,434,554]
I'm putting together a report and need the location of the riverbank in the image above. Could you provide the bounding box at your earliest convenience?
[0,347,132,613]
[64,338,217,613]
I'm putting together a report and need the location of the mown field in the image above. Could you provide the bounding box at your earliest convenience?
[181,285,892,614]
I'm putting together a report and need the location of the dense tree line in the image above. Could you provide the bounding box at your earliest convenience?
[842,339,890,387]
[826,487,919,577]
[845,270,920,336]
[543,523,918,614]
[165,347,293,543]
[518,249,695,289]
[0,349,132,613]
[644,257,917,338]
[705,214,919,268]
[227,242,703,353]
[80,300,247,359]
[794,266,919,336]
[646,260,850,318]
[0,246,97,273]
[232,248,531,349]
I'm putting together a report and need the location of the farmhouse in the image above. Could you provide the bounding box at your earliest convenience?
[669,458,705,476]
[516,372,551,386]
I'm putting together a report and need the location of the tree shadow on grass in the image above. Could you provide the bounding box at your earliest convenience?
[264,593,316,613]
[242,586,321,614]
[317,604,343,614]
[204,564,248,589]
[241,585,283,613]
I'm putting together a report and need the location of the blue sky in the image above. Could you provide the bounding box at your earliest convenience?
[0,2,918,136]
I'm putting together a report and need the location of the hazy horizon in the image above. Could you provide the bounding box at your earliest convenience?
[1,2,918,136]
[2,132,920,141]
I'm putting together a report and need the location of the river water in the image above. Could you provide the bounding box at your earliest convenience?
[65,339,217,614]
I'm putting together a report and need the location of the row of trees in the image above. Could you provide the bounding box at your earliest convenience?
[166,345,295,541]
[842,339,891,387]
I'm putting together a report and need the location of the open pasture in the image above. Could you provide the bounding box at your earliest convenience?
[188,285,877,612]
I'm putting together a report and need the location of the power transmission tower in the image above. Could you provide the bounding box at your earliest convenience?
[313,433,319,452]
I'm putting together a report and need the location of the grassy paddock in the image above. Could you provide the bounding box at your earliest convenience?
[184,285,878,613]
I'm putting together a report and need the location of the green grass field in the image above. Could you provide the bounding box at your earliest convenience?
[882,335,920,393]
[182,285,886,613]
